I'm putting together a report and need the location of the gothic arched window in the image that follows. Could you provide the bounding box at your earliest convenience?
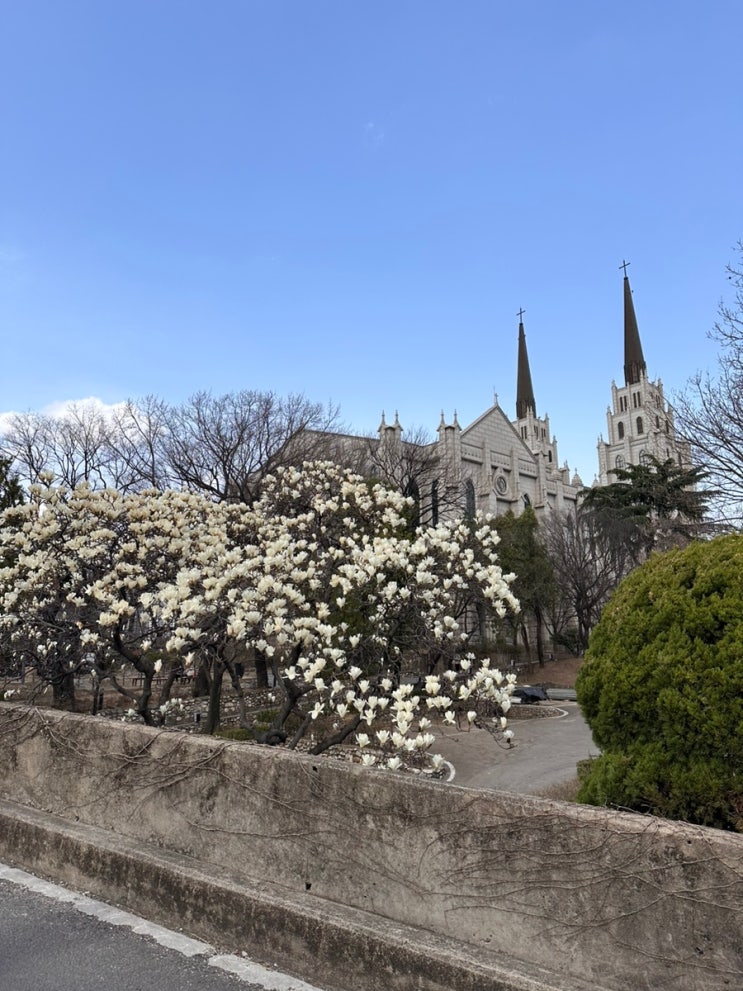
[431,480,439,526]
[464,479,476,518]
[617,422,625,440]
[637,416,644,435]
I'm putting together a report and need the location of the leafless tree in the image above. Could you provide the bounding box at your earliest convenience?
[1,391,343,502]
[364,423,433,485]
[0,410,52,486]
[105,395,172,492]
[541,506,635,653]
[158,390,343,504]
[674,242,743,527]
[51,402,113,488]
[1,403,112,489]
[355,422,465,528]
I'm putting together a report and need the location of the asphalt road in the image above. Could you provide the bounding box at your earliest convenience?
[0,866,328,991]
[436,701,599,795]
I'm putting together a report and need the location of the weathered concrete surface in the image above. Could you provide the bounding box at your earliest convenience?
[1,702,741,991]
[0,800,593,991]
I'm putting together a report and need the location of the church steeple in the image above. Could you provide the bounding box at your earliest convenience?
[597,262,690,486]
[621,261,646,386]
[515,311,536,419]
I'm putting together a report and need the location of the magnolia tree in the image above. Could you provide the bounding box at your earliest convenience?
[154,463,520,767]
[0,480,223,720]
[1,463,521,770]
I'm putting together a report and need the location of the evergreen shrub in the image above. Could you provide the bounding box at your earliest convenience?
[576,534,743,830]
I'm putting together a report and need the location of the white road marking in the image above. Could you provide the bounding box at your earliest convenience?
[208,955,325,990]
[0,862,325,990]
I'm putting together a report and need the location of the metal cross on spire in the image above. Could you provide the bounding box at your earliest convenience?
[517,307,526,322]
[619,259,631,277]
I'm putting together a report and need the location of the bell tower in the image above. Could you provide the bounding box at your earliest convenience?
[597,262,689,484]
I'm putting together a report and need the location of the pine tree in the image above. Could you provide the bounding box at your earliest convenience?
[581,455,711,559]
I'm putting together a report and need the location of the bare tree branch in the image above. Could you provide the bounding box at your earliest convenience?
[674,242,743,527]
[160,390,342,504]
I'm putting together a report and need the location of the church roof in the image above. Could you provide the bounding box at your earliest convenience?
[459,399,537,456]
[515,318,536,418]
[623,270,646,385]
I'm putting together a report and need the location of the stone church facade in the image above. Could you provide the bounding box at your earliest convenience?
[324,268,688,524]
[388,311,585,524]
[460,302,583,516]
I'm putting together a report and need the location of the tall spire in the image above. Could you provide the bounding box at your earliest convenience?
[621,261,646,385]
[515,310,536,418]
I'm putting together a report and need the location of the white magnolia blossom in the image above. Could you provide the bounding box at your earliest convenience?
[0,482,223,726]
[0,462,519,764]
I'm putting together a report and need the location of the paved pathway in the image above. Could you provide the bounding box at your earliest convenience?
[0,864,327,991]
[435,701,598,795]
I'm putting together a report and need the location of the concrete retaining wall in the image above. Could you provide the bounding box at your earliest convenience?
[1,703,741,991]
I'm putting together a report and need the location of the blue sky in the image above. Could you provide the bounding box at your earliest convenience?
[1,0,741,483]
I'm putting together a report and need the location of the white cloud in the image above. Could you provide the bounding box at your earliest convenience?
[40,396,125,419]
[0,396,126,434]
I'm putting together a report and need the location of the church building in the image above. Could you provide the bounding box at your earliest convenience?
[328,266,685,525]
[596,266,689,484]
[375,311,584,525]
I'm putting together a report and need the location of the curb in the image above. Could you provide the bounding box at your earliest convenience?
[0,798,605,991]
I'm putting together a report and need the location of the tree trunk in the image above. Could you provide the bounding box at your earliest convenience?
[254,649,269,688]
[193,661,210,697]
[520,623,530,665]
[156,665,178,708]
[52,670,75,706]
[535,606,545,666]
[204,660,224,734]
[90,684,104,715]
